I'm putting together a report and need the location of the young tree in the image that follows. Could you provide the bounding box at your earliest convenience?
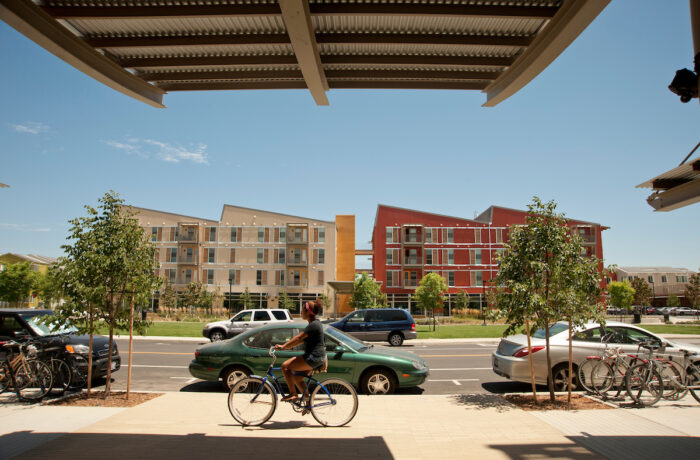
[0,262,37,307]
[608,281,635,311]
[46,191,161,397]
[349,273,385,309]
[667,294,680,308]
[320,289,333,317]
[494,197,607,403]
[684,274,700,308]
[240,287,256,309]
[630,277,653,308]
[182,281,212,315]
[414,272,448,317]
[35,268,64,308]
[278,289,296,311]
[454,290,470,314]
[158,280,178,317]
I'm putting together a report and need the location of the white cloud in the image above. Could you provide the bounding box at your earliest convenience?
[104,138,209,164]
[0,223,51,232]
[10,122,50,135]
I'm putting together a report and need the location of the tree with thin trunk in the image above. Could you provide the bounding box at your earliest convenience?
[630,277,652,309]
[158,280,178,318]
[494,197,607,404]
[415,272,448,318]
[0,262,37,307]
[46,191,161,398]
[685,274,700,309]
[349,273,386,309]
[240,287,255,309]
[608,281,635,312]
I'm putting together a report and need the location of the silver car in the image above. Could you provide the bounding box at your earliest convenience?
[492,321,700,390]
[202,309,292,341]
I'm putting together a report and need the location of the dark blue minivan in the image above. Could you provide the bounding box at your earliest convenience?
[330,308,416,346]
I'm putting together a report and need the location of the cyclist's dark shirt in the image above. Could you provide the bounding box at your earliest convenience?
[303,319,325,360]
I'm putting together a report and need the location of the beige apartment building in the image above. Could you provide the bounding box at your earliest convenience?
[127,204,355,313]
[615,266,697,306]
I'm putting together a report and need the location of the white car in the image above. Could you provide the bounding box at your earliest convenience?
[492,321,700,390]
[202,309,292,341]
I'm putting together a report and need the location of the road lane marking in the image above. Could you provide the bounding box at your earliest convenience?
[130,365,189,369]
[431,368,492,371]
[452,380,462,386]
[428,379,479,382]
[418,354,491,357]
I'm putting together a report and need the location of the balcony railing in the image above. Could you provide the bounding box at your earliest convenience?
[403,257,421,266]
[177,233,198,242]
[287,257,307,266]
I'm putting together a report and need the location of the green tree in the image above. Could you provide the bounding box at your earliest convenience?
[240,287,256,309]
[493,197,607,403]
[158,280,178,316]
[35,268,64,308]
[629,277,652,308]
[414,272,448,317]
[278,289,296,311]
[183,281,212,315]
[349,273,385,309]
[454,290,470,314]
[320,289,332,317]
[608,281,635,311]
[46,191,161,397]
[667,294,680,308]
[0,262,37,307]
[684,274,700,308]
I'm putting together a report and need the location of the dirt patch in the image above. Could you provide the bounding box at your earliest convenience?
[504,393,613,411]
[49,391,163,408]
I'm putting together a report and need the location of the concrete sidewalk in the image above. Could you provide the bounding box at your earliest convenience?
[2,391,700,460]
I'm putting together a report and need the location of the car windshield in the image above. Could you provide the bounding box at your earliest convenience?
[532,323,569,339]
[20,313,78,336]
[325,326,369,352]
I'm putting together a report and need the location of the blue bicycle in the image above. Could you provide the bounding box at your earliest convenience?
[227,347,358,427]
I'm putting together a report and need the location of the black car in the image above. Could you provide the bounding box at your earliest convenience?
[0,309,120,379]
[330,308,417,346]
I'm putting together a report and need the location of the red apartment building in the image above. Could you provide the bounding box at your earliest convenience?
[371,205,606,312]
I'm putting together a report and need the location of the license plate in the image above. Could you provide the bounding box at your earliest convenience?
[493,357,499,369]
[111,361,118,370]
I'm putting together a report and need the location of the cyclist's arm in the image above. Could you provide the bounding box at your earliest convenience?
[275,331,307,350]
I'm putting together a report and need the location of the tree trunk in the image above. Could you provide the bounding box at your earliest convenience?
[545,323,555,402]
[127,291,135,400]
[568,319,573,409]
[105,295,114,397]
[525,318,538,404]
[87,302,94,397]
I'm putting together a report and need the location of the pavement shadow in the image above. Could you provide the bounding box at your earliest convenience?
[567,434,700,459]
[179,381,226,393]
[449,394,514,412]
[3,431,394,460]
[488,441,600,459]
[481,381,548,394]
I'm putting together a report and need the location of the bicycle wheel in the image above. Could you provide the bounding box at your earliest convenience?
[686,365,700,404]
[51,359,72,394]
[310,378,358,427]
[660,361,684,400]
[0,362,11,394]
[625,363,663,407]
[577,359,602,393]
[15,360,53,401]
[589,361,615,396]
[67,355,88,389]
[228,377,277,426]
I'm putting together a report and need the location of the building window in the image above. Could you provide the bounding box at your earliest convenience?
[386,228,392,243]
[168,269,175,285]
[207,269,214,284]
[209,227,216,242]
[447,228,454,243]
[495,229,503,244]
[294,228,303,242]
[185,248,193,263]
[677,275,688,283]
[386,249,393,265]
[278,250,285,264]
[279,227,286,242]
[185,269,192,284]
[230,227,237,242]
[447,271,455,287]
[170,248,177,263]
[318,249,325,265]
[648,276,654,283]
[425,229,432,243]
[447,249,454,265]
[151,227,158,241]
[318,227,325,243]
[474,228,481,243]
[257,270,263,286]
[318,270,324,286]
[208,248,215,263]
[258,228,265,243]
[476,271,483,286]
[661,276,667,283]
[406,227,417,243]
[474,249,482,265]
[386,271,394,287]
[257,248,264,264]
[187,227,195,240]
[405,249,418,265]
[425,250,432,265]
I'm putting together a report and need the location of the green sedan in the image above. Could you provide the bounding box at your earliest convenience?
[189,322,429,395]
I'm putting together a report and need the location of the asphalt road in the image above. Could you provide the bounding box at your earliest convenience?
[102,338,519,395]
[99,336,700,395]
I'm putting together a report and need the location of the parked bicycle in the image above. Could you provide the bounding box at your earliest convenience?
[578,331,641,399]
[0,339,53,401]
[624,340,665,407]
[38,337,88,394]
[655,348,700,403]
[228,347,358,427]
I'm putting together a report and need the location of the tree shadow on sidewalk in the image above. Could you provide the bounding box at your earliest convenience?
[2,431,394,460]
[449,394,514,412]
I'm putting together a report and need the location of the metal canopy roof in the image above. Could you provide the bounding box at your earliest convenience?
[637,158,700,212]
[0,0,609,107]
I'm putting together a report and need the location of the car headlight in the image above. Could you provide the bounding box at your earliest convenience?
[412,360,425,370]
[66,344,90,354]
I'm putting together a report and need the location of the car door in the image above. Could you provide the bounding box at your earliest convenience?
[230,311,253,334]
[607,326,664,357]
[341,311,369,339]
[322,333,358,383]
[252,310,272,329]
[240,327,302,379]
[571,327,606,361]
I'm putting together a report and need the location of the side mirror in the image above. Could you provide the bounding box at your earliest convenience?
[334,346,347,353]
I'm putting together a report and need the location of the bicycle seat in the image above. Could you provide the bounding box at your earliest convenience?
[679,348,698,356]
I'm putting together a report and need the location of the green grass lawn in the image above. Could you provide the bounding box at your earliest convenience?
[94,321,700,339]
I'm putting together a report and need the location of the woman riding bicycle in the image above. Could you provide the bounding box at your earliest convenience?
[274,299,325,402]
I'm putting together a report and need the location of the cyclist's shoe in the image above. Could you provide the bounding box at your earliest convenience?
[281,395,298,402]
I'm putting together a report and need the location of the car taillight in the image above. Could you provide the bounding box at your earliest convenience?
[195,350,199,359]
[411,323,415,332]
[513,346,544,358]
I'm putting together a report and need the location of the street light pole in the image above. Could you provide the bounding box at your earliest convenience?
[228,277,233,313]
[482,280,487,326]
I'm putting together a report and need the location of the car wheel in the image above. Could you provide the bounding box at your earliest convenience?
[551,363,578,392]
[388,332,404,347]
[361,369,396,395]
[209,329,226,342]
[222,366,250,391]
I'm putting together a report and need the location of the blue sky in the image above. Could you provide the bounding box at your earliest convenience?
[0,0,698,271]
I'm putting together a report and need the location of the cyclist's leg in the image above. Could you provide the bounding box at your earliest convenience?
[281,356,312,401]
